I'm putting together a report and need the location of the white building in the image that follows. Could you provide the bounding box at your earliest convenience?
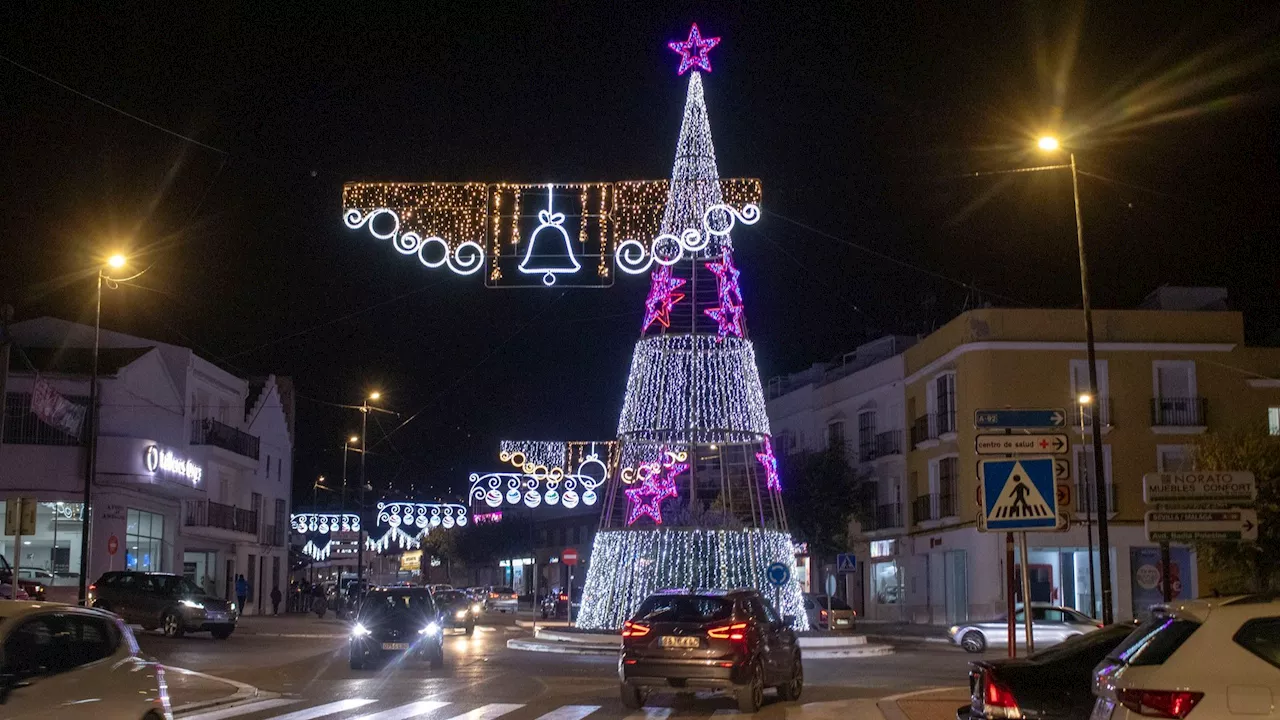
[0,317,292,613]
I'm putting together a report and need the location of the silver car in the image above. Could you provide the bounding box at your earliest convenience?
[948,604,1100,653]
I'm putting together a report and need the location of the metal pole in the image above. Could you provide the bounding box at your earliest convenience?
[342,443,348,512]
[1160,541,1173,603]
[1071,152,1114,625]
[1081,403,1097,619]
[1019,531,1035,654]
[358,402,367,596]
[0,304,12,455]
[78,272,102,606]
[1006,532,1016,658]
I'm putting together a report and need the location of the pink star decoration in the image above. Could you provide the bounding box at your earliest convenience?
[703,251,745,339]
[757,437,780,492]
[625,453,689,525]
[668,23,721,76]
[642,265,686,332]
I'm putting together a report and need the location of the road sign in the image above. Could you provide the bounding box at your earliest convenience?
[836,553,857,573]
[3,498,35,536]
[562,548,579,566]
[766,562,790,587]
[1145,509,1259,542]
[980,457,1059,531]
[107,535,119,556]
[975,434,1070,455]
[975,408,1066,429]
[1056,483,1073,510]
[825,575,837,596]
[1142,471,1257,504]
[1053,458,1071,480]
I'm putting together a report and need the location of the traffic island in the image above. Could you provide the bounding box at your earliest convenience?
[506,626,892,658]
[164,666,275,717]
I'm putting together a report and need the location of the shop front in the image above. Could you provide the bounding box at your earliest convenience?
[865,539,905,621]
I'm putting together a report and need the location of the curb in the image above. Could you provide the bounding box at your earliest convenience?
[166,667,276,717]
[803,644,894,658]
[507,638,617,655]
[866,634,953,646]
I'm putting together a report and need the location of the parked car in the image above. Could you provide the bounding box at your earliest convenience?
[619,588,803,713]
[0,600,172,719]
[1092,595,1280,719]
[0,556,44,601]
[487,586,519,612]
[540,586,582,619]
[350,587,445,670]
[958,622,1135,719]
[949,604,1102,653]
[90,571,237,639]
[802,594,856,631]
[434,589,479,634]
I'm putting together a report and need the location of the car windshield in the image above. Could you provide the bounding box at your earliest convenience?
[811,596,852,611]
[634,594,735,623]
[161,576,204,595]
[1108,615,1200,666]
[363,591,436,616]
[436,591,466,604]
[1028,623,1132,663]
[492,587,515,594]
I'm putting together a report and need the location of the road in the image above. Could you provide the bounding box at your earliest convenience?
[137,614,982,720]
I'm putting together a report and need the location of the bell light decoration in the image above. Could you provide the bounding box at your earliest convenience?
[518,187,581,285]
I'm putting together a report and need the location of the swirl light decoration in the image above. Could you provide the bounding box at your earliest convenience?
[469,452,610,510]
[290,512,361,535]
[344,208,485,275]
[366,502,468,553]
[614,202,760,275]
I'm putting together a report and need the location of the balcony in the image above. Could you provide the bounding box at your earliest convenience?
[935,410,957,437]
[912,495,935,523]
[1149,397,1207,430]
[184,499,258,534]
[911,415,937,448]
[872,503,903,530]
[869,430,904,460]
[912,489,957,524]
[262,524,286,547]
[191,418,260,460]
[3,392,88,446]
[1069,399,1113,431]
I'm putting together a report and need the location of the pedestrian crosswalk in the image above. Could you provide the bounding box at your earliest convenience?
[180,698,763,720]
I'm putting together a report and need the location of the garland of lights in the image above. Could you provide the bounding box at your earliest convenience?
[575,528,808,631]
[756,436,781,492]
[344,208,485,275]
[301,539,333,561]
[366,502,467,553]
[469,454,609,509]
[615,203,760,275]
[290,512,361,534]
[616,335,771,444]
[499,440,569,472]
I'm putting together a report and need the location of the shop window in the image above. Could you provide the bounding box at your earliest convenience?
[871,561,902,605]
[1269,408,1280,436]
[125,509,165,572]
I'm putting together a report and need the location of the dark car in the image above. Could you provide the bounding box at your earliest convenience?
[0,555,45,601]
[540,586,582,620]
[434,589,480,635]
[89,571,237,639]
[350,587,445,670]
[958,622,1136,720]
[619,589,803,713]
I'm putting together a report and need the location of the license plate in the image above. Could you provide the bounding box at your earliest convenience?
[381,642,409,650]
[835,619,850,626]
[206,612,226,621]
[1089,698,1115,720]
[660,635,700,649]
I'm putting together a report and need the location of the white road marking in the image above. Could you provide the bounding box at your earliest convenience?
[532,705,601,720]
[711,711,743,716]
[266,698,378,720]
[180,698,299,720]
[442,703,525,720]
[352,700,453,720]
[623,709,672,720]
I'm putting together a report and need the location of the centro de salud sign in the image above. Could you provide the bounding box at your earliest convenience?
[1141,471,1256,504]
[144,445,203,484]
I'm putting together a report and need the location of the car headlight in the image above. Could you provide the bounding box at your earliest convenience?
[230,602,237,612]
[351,623,371,637]
[420,622,441,636]
[455,610,468,619]
[471,603,482,614]
[948,626,959,637]
[179,599,205,610]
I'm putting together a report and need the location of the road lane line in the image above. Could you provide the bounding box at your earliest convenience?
[442,703,525,720]
[532,705,601,720]
[266,698,378,720]
[352,700,453,720]
[623,709,672,720]
[180,699,299,720]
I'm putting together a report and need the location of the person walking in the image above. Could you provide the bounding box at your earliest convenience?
[270,585,282,616]
[235,574,248,614]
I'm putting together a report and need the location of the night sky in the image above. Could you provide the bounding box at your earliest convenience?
[3,3,1278,505]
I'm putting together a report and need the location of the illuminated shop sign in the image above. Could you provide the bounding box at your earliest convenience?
[144,445,203,484]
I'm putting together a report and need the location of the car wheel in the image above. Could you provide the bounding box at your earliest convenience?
[143,710,166,720]
[465,624,475,636]
[620,682,646,709]
[211,627,234,640]
[737,660,765,713]
[777,651,803,701]
[960,630,986,653]
[350,654,365,671]
[162,611,185,638]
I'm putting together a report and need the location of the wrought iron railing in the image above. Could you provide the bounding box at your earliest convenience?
[912,495,935,523]
[2,392,89,446]
[910,415,936,447]
[874,503,903,529]
[1069,398,1113,428]
[1150,397,1207,427]
[191,418,261,460]
[184,499,258,534]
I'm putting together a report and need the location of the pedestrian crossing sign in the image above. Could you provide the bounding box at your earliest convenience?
[980,457,1058,531]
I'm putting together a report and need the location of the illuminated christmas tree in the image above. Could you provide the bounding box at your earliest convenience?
[576,27,806,629]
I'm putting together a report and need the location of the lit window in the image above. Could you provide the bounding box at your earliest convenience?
[1269,408,1280,436]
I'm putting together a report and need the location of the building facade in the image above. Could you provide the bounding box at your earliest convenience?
[767,290,1280,624]
[0,317,293,613]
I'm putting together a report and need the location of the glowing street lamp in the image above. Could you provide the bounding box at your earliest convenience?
[1037,135,1061,152]
[106,254,127,269]
[1077,393,1092,405]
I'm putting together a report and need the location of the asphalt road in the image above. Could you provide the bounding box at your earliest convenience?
[135,614,982,720]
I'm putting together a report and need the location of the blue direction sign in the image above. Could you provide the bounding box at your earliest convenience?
[766,561,791,587]
[975,408,1066,429]
[980,457,1059,531]
[836,553,857,573]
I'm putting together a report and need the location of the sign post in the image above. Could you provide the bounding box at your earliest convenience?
[562,547,578,625]
[766,561,790,618]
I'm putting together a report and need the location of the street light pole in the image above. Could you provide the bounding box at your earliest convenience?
[358,402,368,593]
[77,268,104,606]
[1079,395,1098,618]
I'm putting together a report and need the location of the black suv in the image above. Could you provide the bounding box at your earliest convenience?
[90,571,237,639]
[619,589,802,712]
[350,587,445,670]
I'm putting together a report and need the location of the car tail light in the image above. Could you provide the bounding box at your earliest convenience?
[622,621,651,638]
[559,594,568,601]
[1116,689,1204,718]
[489,592,498,598]
[982,674,1021,717]
[820,609,828,620]
[89,583,96,592]
[707,622,749,641]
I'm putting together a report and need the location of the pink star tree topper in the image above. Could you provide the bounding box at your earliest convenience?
[668,23,721,75]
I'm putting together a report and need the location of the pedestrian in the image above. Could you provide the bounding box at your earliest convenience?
[235,574,248,614]
[270,585,282,616]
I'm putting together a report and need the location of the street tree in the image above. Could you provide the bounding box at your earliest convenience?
[780,442,865,570]
[1193,426,1280,592]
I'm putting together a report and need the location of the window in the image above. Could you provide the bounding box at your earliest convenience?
[827,421,845,447]
[1234,617,1280,670]
[1074,444,1114,514]
[1070,359,1111,425]
[857,411,876,459]
[125,509,164,572]
[1270,408,1280,436]
[776,430,795,452]
[266,455,271,479]
[1,614,116,677]
[929,456,959,518]
[929,372,957,435]
[277,458,282,481]
[1114,617,1200,667]
[871,561,902,604]
[1157,445,1194,472]
[1152,361,1200,425]
[634,595,733,623]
